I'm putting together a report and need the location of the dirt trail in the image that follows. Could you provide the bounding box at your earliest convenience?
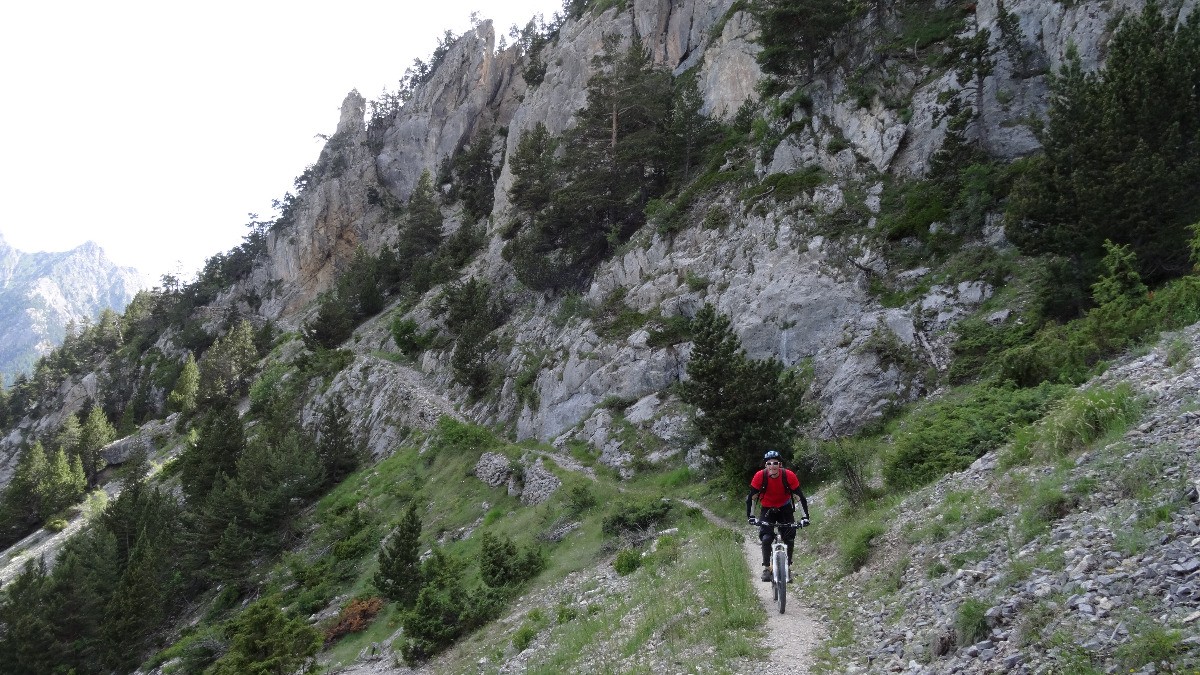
[680,499,824,674]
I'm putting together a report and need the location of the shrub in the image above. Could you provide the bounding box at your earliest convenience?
[838,519,884,573]
[512,608,548,651]
[1016,476,1075,543]
[1010,383,1142,462]
[955,598,989,647]
[323,597,384,645]
[808,437,877,507]
[614,548,642,576]
[602,497,672,536]
[883,383,1068,490]
[565,483,598,516]
[480,531,543,589]
[1115,620,1184,669]
[390,317,435,356]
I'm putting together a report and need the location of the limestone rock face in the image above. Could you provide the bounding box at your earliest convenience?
[218,0,1158,469]
[310,356,459,461]
[377,22,521,201]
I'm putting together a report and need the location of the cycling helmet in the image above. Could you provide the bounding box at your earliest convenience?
[763,450,781,461]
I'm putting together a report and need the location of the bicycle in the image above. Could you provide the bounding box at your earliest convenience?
[750,519,803,614]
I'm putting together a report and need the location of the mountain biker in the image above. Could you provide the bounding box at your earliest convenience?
[746,450,810,582]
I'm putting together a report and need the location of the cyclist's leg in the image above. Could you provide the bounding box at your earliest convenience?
[758,513,775,567]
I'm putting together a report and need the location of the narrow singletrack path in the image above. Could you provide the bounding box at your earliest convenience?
[680,499,824,674]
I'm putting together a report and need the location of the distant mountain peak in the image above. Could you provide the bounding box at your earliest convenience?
[0,239,144,384]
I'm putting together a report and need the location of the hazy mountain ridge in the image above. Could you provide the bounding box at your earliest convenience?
[0,233,144,384]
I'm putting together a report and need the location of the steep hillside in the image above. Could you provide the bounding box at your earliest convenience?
[0,0,1198,673]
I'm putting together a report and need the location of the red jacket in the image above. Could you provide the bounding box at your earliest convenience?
[750,469,799,508]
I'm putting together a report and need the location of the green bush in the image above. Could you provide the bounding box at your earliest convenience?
[614,548,643,576]
[1008,383,1142,463]
[954,598,989,647]
[838,519,884,573]
[807,437,877,507]
[564,482,598,516]
[390,317,435,356]
[883,383,1069,490]
[480,531,544,589]
[602,497,672,536]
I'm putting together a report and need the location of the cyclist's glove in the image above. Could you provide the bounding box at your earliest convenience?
[747,517,757,525]
[799,517,810,527]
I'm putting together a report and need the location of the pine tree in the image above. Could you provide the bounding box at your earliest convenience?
[43,447,84,516]
[209,518,255,585]
[206,598,320,675]
[199,320,259,402]
[374,503,422,606]
[400,170,444,259]
[339,245,384,319]
[178,399,245,505]
[752,0,853,85]
[0,443,49,537]
[168,352,200,415]
[54,413,82,460]
[78,405,116,487]
[301,290,354,350]
[479,531,519,588]
[0,560,57,674]
[400,546,468,663]
[313,394,365,486]
[680,304,810,478]
[1007,1,1200,289]
[505,35,673,291]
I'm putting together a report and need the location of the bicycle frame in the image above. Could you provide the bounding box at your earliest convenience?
[754,521,801,614]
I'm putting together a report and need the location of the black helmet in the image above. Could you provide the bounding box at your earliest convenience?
[763,450,781,461]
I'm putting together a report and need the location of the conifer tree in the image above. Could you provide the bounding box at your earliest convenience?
[1007,1,1200,289]
[340,245,384,318]
[78,405,116,487]
[43,447,85,516]
[178,399,245,505]
[4,441,50,526]
[753,0,852,85]
[168,352,200,415]
[0,560,56,673]
[302,290,354,350]
[479,531,520,588]
[206,598,320,675]
[54,413,82,459]
[313,394,365,486]
[374,502,422,606]
[400,170,444,259]
[400,546,468,663]
[209,518,255,584]
[199,320,259,402]
[680,304,809,478]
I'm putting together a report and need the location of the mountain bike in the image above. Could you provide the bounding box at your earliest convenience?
[750,520,803,614]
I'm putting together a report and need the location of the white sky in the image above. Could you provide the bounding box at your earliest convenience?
[0,0,565,286]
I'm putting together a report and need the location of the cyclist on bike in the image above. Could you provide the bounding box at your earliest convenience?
[746,450,810,581]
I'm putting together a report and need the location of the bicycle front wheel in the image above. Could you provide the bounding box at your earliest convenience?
[773,548,788,614]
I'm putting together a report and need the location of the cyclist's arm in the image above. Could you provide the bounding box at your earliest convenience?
[745,489,757,518]
[796,488,811,520]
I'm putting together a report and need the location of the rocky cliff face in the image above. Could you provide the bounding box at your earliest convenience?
[223,0,1174,474]
[0,234,144,385]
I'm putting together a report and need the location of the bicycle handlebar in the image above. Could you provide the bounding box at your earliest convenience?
[748,519,806,529]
